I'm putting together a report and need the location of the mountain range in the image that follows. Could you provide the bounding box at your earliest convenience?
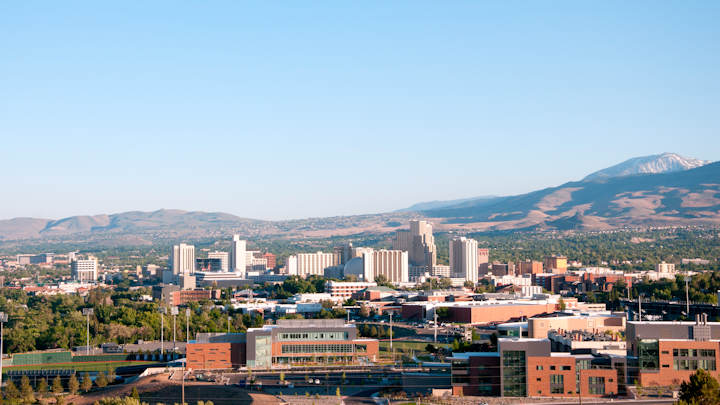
[0,153,718,247]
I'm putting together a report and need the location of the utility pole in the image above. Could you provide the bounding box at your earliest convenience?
[638,294,642,321]
[82,308,93,355]
[159,307,167,358]
[171,307,179,352]
[0,312,8,394]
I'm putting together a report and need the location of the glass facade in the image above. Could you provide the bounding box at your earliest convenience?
[278,331,348,341]
[281,343,354,354]
[588,376,605,395]
[550,374,564,394]
[638,340,659,370]
[502,350,526,397]
[250,335,272,368]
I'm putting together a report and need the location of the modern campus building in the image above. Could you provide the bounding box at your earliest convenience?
[627,316,720,386]
[186,319,379,369]
[449,237,479,284]
[171,243,195,275]
[451,338,621,398]
[71,256,98,282]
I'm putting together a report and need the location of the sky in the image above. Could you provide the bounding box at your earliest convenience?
[1,1,719,221]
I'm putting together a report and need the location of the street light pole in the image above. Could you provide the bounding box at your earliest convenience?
[0,312,8,394]
[82,308,94,356]
[227,316,231,334]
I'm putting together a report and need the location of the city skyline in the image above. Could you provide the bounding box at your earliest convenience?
[2,2,719,220]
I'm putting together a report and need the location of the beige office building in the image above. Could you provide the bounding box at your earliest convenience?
[392,220,437,271]
[365,249,408,284]
[288,252,339,278]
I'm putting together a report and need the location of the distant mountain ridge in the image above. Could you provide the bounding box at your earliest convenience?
[583,152,709,181]
[423,160,720,231]
[1,154,718,248]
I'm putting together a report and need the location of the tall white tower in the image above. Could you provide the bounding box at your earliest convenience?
[171,243,195,276]
[449,237,478,284]
[230,234,247,277]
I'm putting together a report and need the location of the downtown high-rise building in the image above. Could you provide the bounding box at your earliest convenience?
[364,249,409,284]
[207,251,230,272]
[286,251,339,278]
[449,237,478,284]
[230,235,247,277]
[392,220,437,272]
[171,243,195,275]
[71,255,98,282]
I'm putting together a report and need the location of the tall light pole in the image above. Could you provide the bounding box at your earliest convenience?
[389,311,393,362]
[0,312,8,393]
[183,308,190,405]
[159,307,167,358]
[82,308,93,355]
[227,316,231,334]
[171,307,179,351]
[434,311,438,343]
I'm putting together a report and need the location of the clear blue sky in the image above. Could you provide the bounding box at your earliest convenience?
[1,1,718,220]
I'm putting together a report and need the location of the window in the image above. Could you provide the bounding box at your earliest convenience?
[638,340,660,370]
[502,351,527,397]
[550,374,564,394]
[536,365,543,370]
[588,376,605,395]
[550,366,556,370]
[562,365,572,371]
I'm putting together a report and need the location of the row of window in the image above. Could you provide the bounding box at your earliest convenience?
[672,349,716,358]
[278,332,348,341]
[672,359,717,371]
[281,344,355,354]
[536,365,572,371]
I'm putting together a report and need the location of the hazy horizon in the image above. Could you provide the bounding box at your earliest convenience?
[2,2,719,220]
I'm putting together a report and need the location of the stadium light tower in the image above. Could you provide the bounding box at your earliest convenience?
[0,312,8,393]
[82,308,94,355]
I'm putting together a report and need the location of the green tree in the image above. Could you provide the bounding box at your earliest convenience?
[131,387,139,399]
[68,374,79,395]
[37,378,49,396]
[81,372,93,392]
[4,380,20,401]
[20,375,35,403]
[52,375,64,395]
[95,371,109,388]
[558,297,566,311]
[678,368,720,405]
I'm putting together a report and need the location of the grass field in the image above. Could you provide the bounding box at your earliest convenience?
[3,361,159,373]
[378,340,449,355]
